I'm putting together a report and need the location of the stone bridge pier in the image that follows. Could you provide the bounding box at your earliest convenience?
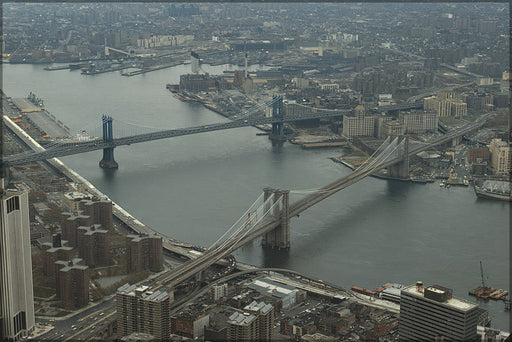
[262,188,290,250]
[387,135,409,180]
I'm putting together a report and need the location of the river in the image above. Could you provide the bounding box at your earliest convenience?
[3,63,509,330]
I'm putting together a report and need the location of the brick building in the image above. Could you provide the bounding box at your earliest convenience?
[42,234,75,277]
[126,234,163,273]
[77,224,110,268]
[55,258,89,310]
[79,198,113,231]
[60,211,93,247]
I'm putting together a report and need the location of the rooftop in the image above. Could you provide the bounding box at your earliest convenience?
[227,311,257,326]
[402,284,478,312]
[77,224,107,235]
[117,283,169,302]
[244,300,273,315]
[127,234,161,243]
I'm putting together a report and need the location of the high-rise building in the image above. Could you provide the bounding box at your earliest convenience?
[79,198,113,231]
[42,234,75,277]
[60,211,93,247]
[244,301,274,341]
[488,139,512,176]
[401,112,438,134]
[77,224,110,267]
[126,234,163,273]
[399,283,480,341]
[116,284,172,340]
[227,311,258,342]
[423,96,467,117]
[55,258,89,310]
[342,115,375,139]
[210,283,229,301]
[1,186,35,341]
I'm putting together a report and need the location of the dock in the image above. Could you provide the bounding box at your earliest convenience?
[26,110,71,139]
[82,65,131,75]
[469,286,509,300]
[301,141,348,149]
[43,65,70,71]
[12,98,43,113]
[121,62,182,76]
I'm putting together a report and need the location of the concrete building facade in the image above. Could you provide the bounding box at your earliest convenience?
[227,311,258,342]
[0,187,35,341]
[488,139,512,176]
[382,120,405,138]
[399,283,480,341]
[401,112,438,133]
[244,301,274,341]
[342,115,375,139]
[61,191,91,212]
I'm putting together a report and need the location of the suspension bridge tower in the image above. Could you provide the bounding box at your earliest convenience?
[99,115,119,169]
[262,188,290,250]
[387,135,409,180]
[269,96,287,149]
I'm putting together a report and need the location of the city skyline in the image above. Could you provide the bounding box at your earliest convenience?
[1,2,509,341]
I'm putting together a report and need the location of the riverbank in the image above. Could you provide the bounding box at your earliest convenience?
[166,85,271,133]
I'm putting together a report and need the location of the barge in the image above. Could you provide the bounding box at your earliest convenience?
[473,179,511,202]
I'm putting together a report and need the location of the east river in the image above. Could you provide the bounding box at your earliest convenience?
[3,63,510,330]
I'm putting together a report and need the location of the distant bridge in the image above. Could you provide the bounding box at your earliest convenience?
[4,96,350,167]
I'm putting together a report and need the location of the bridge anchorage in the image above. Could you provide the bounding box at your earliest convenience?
[269,95,287,150]
[262,188,290,250]
[99,115,118,169]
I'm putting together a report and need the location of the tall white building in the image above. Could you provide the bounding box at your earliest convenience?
[1,185,35,341]
[399,283,479,341]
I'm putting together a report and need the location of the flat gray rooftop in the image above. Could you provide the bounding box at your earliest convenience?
[26,111,71,138]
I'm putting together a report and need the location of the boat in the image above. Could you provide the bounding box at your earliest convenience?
[473,179,511,202]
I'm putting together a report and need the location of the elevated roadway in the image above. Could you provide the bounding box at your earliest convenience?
[5,110,349,166]
[154,113,490,290]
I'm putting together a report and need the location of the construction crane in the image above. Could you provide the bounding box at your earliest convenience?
[480,261,491,295]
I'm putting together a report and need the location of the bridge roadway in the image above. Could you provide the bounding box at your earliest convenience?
[46,114,489,341]
[153,113,491,289]
[4,110,350,166]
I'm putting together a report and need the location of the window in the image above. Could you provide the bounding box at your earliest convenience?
[6,196,20,214]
